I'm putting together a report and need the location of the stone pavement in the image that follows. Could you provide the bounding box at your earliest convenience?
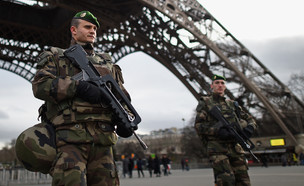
[120,166,304,186]
[10,165,304,186]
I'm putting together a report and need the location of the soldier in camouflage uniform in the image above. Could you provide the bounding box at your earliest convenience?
[32,11,133,186]
[194,75,257,186]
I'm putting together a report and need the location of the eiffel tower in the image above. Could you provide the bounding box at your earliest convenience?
[1,0,303,150]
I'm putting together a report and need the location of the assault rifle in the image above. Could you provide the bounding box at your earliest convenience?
[64,44,147,150]
[209,106,259,162]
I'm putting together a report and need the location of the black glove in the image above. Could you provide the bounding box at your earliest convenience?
[76,81,110,104]
[115,124,134,138]
[243,125,254,138]
[217,127,234,140]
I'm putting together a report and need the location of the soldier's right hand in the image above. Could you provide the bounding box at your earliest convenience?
[76,81,110,104]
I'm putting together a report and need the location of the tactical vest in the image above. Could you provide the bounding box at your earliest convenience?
[201,95,239,124]
[38,47,119,126]
[199,95,246,154]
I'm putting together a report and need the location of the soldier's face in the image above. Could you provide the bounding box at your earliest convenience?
[71,19,97,44]
[211,80,226,96]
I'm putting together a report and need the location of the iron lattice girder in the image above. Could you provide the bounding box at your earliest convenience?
[138,0,304,145]
[0,0,303,144]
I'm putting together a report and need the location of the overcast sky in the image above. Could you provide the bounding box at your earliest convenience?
[1,0,304,149]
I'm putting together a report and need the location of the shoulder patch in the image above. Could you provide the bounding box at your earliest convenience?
[50,47,65,57]
[36,47,65,69]
[197,96,215,112]
[196,96,208,111]
[201,96,212,105]
[36,50,54,69]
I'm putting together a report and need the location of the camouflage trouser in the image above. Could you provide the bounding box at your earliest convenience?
[51,143,119,186]
[210,151,250,186]
[49,122,119,186]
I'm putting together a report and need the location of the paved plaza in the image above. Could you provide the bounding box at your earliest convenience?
[6,166,304,186]
[120,166,304,186]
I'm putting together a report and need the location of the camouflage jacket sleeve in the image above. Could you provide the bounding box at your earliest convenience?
[32,49,77,103]
[194,97,219,138]
[238,105,257,130]
[111,64,134,117]
[112,64,131,101]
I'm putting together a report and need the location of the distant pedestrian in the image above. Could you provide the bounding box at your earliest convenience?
[281,153,287,166]
[287,153,292,166]
[123,156,129,178]
[128,157,134,178]
[168,157,172,175]
[261,154,268,168]
[300,152,304,165]
[137,158,145,178]
[292,153,299,166]
[185,159,189,171]
[154,155,161,177]
[161,154,169,176]
[147,156,154,177]
[181,158,185,171]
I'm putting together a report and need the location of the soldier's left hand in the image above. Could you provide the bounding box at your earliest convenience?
[243,125,254,138]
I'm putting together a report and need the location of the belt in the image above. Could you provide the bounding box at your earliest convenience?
[96,122,115,132]
[55,121,115,132]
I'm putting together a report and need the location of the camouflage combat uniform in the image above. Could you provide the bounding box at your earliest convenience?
[32,42,127,186]
[194,93,257,186]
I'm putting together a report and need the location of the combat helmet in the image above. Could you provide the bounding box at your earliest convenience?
[15,123,56,174]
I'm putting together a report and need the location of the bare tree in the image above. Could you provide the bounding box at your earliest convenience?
[288,71,304,102]
[180,115,208,161]
[0,139,17,165]
[114,141,145,159]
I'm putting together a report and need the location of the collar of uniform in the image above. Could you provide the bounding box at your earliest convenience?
[70,39,95,56]
[212,93,225,101]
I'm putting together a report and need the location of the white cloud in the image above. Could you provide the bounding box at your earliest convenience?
[0,71,43,147]
[0,110,9,119]
[243,36,304,83]
[118,52,198,134]
[199,0,304,40]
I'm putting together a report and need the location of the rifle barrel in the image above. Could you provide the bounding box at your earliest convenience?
[249,149,260,162]
[133,131,148,150]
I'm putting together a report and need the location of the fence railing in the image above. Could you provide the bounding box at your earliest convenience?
[0,168,51,186]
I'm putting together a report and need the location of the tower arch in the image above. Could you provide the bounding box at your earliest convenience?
[0,0,303,146]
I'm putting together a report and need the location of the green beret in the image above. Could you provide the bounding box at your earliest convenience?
[73,11,100,28]
[212,74,226,81]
